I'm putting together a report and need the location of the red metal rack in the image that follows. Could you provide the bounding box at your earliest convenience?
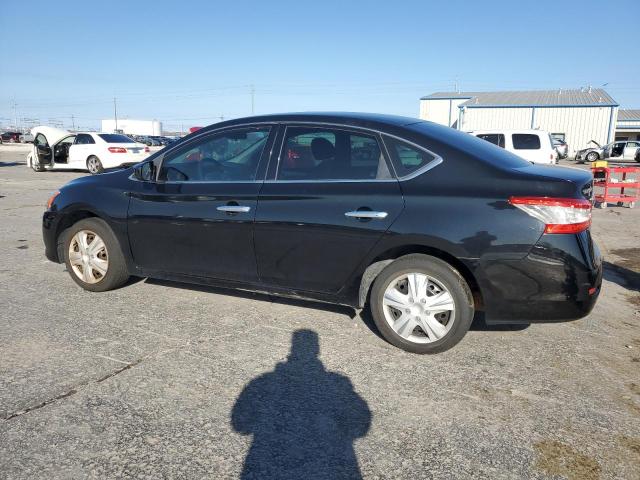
[591,166,639,209]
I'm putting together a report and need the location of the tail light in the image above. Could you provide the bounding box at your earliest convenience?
[144,146,150,153]
[508,197,591,234]
[108,147,127,153]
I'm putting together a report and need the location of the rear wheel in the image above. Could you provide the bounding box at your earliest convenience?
[62,218,129,292]
[87,156,103,174]
[369,254,474,354]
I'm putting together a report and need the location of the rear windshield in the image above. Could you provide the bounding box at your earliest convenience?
[98,134,135,143]
[407,122,531,168]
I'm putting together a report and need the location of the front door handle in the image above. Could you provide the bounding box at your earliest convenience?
[345,210,388,219]
[217,205,251,213]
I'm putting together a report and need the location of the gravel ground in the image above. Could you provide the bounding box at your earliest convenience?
[1,144,639,479]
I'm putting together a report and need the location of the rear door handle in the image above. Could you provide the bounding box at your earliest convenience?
[217,205,251,213]
[345,210,388,219]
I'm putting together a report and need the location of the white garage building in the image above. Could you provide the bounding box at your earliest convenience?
[419,88,619,155]
[616,109,640,141]
[101,119,162,136]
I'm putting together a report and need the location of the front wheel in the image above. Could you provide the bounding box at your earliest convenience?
[369,254,474,354]
[62,218,130,292]
[586,152,599,162]
[86,156,104,174]
[29,154,45,172]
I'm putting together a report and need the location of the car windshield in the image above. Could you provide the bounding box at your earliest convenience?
[98,134,135,143]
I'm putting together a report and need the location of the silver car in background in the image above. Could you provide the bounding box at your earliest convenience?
[576,140,640,163]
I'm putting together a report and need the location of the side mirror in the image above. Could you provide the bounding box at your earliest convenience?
[133,161,156,182]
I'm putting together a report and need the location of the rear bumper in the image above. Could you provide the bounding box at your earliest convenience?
[476,230,602,323]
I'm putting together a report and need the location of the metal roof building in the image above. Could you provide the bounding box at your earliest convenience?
[616,109,640,141]
[419,88,619,155]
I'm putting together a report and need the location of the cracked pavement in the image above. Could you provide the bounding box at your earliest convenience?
[1,145,639,479]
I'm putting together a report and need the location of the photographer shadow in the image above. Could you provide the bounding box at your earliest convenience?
[231,329,371,479]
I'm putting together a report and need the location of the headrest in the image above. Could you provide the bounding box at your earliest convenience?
[310,137,335,161]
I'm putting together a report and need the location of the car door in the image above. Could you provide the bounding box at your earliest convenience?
[624,141,640,160]
[33,133,52,166]
[69,133,95,166]
[254,124,404,294]
[127,125,275,283]
[607,141,626,159]
[52,135,76,165]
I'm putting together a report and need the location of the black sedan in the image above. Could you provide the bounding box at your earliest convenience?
[42,113,601,353]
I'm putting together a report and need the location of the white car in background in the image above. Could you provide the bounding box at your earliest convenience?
[470,129,558,165]
[27,127,150,174]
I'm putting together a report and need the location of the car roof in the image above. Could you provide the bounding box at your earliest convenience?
[196,112,424,133]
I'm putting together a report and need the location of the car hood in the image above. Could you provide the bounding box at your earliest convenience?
[576,146,602,154]
[31,126,70,145]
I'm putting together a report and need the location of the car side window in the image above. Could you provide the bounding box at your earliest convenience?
[477,133,505,148]
[277,127,390,181]
[512,134,541,150]
[383,136,437,178]
[159,127,270,182]
[75,134,95,145]
[34,133,48,147]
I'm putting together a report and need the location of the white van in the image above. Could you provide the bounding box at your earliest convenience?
[470,129,558,165]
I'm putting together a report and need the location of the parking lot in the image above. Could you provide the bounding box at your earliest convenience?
[1,144,639,479]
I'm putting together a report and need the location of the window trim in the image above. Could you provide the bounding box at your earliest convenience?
[155,125,274,184]
[270,124,397,183]
[142,120,443,184]
[381,133,443,181]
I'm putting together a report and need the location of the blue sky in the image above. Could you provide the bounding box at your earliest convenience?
[1,0,638,131]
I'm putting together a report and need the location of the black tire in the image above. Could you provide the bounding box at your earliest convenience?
[30,155,45,172]
[369,254,474,354]
[586,151,599,162]
[87,156,104,174]
[62,217,129,292]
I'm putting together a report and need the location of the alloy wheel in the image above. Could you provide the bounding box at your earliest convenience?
[87,157,101,174]
[68,230,109,284]
[382,272,455,343]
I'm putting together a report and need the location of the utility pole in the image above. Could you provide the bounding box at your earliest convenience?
[71,115,75,131]
[250,84,255,115]
[113,97,118,132]
[11,98,18,130]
